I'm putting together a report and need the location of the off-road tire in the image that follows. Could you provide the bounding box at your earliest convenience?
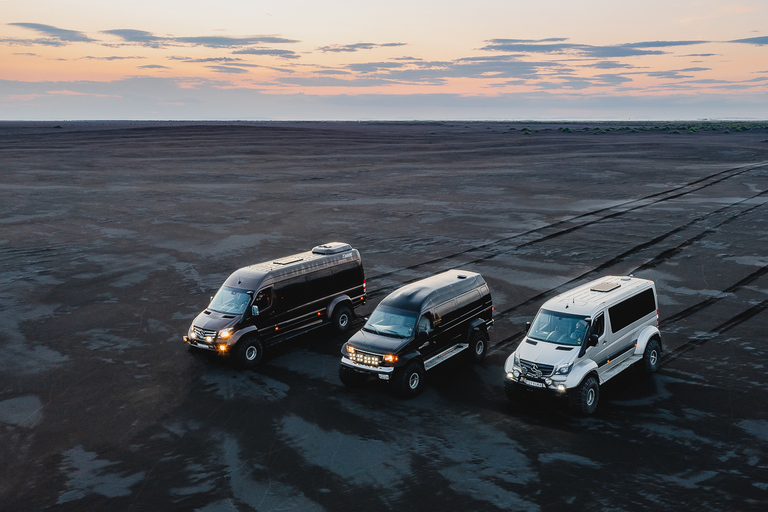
[642,337,661,374]
[394,361,424,398]
[568,375,599,415]
[468,330,488,363]
[338,364,368,388]
[235,336,263,369]
[331,304,353,333]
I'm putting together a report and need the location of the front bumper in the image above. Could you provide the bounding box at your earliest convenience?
[340,357,395,378]
[184,336,222,352]
[505,370,568,394]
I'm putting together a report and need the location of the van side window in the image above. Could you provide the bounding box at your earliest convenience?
[254,288,272,311]
[608,289,656,333]
[417,315,433,334]
[591,313,605,338]
[433,300,455,327]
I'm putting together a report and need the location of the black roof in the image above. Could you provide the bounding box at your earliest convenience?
[222,242,359,291]
[381,269,486,312]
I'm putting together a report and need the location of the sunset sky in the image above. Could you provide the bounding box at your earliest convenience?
[2,0,767,120]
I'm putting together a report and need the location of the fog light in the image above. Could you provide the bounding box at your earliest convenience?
[217,344,228,352]
[545,378,553,386]
[557,384,566,392]
[512,370,520,379]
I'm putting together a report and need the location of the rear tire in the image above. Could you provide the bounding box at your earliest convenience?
[394,361,424,398]
[338,364,368,387]
[235,336,263,369]
[643,338,661,374]
[468,330,488,363]
[568,375,599,415]
[331,304,353,333]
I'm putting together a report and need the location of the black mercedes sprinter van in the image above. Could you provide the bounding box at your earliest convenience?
[339,269,493,397]
[184,242,366,368]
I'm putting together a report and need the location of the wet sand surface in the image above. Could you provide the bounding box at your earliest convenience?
[1,121,768,511]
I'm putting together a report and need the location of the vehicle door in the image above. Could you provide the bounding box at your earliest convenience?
[251,287,275,332]
[429,299,459,354]
[583,311,610,368]
[415,313,437,358]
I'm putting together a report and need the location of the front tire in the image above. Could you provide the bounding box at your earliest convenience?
[235,336,263,369]
[339,364,368,387]
[394,361,424,398]
[468,330,488,363]
[568,375,599,415]
[643,338,661,374]
[331,304,353,333]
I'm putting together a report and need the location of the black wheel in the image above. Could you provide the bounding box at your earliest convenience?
[235,336,263,369]
[568,375,599,415]
[468,330,488,363]
[394,361,424,398]
[331,304,353,333]
[338,364,368,387]
[642,337,661,374]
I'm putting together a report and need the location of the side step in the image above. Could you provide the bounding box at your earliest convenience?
[424,343,469,370]
[599,354,642,384]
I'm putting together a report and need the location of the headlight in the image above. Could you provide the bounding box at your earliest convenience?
[513,352,520,367]
[555,363,573,375]
[188,326,197,340]
[346,345,356,354]
[218,328,234,340]
[383,354,398,363]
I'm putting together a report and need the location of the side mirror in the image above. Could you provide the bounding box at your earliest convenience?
[587,334,599,348]
[252,305,260,316]
[525,321,531,333]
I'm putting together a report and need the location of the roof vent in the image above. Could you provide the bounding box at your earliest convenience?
[274,256,304,265]
[312,242,352,255]
[457,274,467,279]
[591,282,621,293]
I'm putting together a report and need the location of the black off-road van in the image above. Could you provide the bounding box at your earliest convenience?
[184,242,366,368]
[339,269,493,397]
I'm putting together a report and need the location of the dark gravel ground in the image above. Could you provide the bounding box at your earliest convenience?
[1,120,768,511]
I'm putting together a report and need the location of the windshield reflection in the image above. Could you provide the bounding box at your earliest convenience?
[363,306,417,339]
[528,309,589,346]
[209,286,251,315]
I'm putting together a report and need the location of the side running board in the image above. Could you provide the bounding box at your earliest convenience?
[424,343,469,370]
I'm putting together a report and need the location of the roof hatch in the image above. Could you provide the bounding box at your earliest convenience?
[590,281,621,293]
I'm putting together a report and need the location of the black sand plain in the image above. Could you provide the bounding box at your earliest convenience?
[1,120,768,511]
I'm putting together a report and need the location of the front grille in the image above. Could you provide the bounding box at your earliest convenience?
[520,359,554,377]
[349,351,382,367]
[193,327,217,341]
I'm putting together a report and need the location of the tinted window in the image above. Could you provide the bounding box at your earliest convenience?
[275,275,307,310]
[608,288,656,333]
[305,269,333,302]
[433,300,456,328]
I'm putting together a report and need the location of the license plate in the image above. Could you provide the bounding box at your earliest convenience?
[520,377,545,388]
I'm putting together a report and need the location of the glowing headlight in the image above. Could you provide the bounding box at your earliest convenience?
[189,331,197,340]
[218,328,233,339]
[346,345,356,355]
[383,354,398,363]
[555,363,573,375]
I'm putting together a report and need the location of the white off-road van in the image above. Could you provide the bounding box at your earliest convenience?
[504,275,661,415]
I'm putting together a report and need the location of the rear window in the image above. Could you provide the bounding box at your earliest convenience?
[608,288,656,333]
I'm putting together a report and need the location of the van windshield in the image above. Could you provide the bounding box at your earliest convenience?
[209,286,251,315]
[363,306,417,339]
[528,309,589,346]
